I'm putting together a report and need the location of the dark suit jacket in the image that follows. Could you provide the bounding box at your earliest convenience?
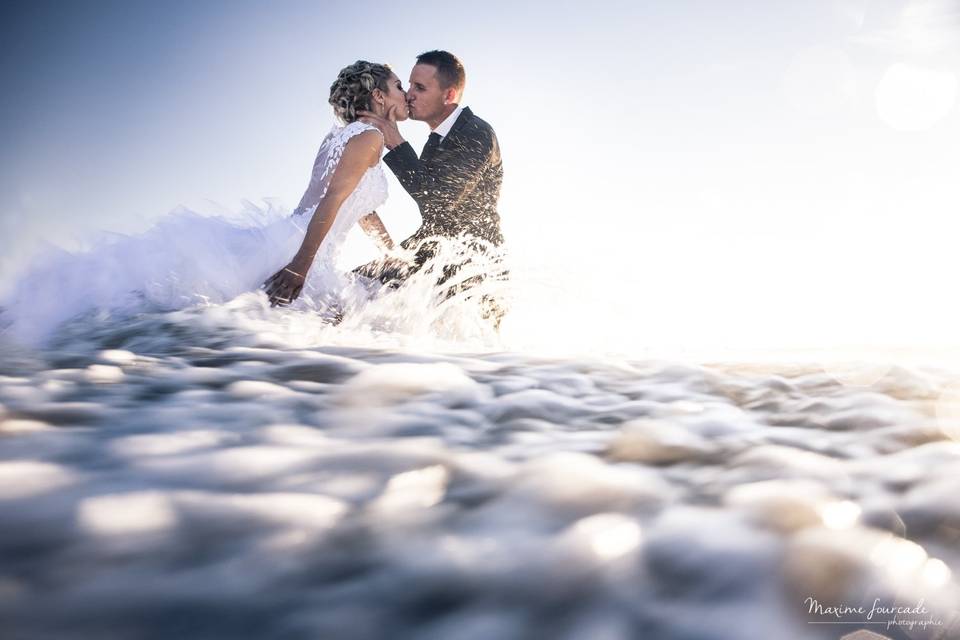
[384,107,503,248]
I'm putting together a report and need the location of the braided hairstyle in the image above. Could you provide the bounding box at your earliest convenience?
[329,61,393,124]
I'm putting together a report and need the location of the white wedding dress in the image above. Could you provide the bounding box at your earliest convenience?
[1,121,388,343]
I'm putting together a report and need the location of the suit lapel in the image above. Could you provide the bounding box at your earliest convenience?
[443,107,472,147]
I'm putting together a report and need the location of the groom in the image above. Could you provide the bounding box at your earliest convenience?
[359,50,504,280]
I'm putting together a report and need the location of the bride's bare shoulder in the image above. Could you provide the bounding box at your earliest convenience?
[343,128,384,166]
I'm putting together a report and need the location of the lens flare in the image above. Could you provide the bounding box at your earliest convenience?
[876,63,958,132]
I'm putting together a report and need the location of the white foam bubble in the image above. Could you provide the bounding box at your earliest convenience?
[85,364,124,384]
[338,362,484,407]
[109,430,231,457]
[0,460,76,499]
[77,491,177,536]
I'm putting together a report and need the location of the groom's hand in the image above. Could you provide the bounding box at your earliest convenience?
[359,106,404,151]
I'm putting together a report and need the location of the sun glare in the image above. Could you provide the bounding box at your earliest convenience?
[876,63,958,132]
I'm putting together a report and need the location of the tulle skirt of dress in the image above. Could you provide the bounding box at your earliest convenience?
[0,207,369,344]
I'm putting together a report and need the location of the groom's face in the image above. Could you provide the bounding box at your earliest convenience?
[407,63,452,123]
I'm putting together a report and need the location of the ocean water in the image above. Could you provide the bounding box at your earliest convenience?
[0,222,959,640]
[2,287,960,640]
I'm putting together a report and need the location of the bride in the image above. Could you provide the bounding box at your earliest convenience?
[1,61,409,342]
[262,60,408,308]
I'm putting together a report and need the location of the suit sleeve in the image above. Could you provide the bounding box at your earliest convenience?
[383,132,492,217]
[382,142,423,192]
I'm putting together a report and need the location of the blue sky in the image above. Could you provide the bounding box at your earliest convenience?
[2,0,958,350]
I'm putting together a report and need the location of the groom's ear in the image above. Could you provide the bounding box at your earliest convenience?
[443,86,460,105]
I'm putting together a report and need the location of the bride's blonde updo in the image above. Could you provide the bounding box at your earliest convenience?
[329,61,393,124]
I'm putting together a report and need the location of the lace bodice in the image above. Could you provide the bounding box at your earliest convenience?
[292,121,388,266]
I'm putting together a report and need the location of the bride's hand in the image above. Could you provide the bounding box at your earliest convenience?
[262,264,307,307]
[359,105,403,150]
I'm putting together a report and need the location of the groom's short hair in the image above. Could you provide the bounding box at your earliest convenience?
[416,50,466,95]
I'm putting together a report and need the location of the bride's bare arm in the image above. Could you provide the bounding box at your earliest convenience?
[358,212,394,251]
[263,130,382,306]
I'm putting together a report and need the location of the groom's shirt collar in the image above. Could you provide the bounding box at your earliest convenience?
[431,104,464,140]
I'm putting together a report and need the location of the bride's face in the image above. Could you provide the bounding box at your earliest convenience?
[374,73,409,121]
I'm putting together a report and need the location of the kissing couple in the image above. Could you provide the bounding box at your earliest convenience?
[264,49,508,326]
